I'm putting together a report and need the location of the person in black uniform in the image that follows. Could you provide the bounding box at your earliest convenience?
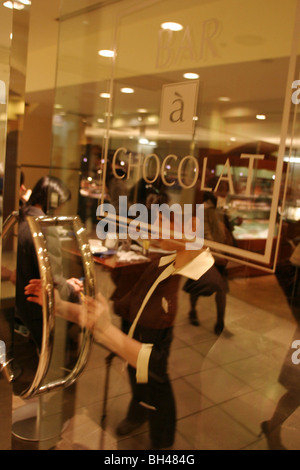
[25,243,214,449]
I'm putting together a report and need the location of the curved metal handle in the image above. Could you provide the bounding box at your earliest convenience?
[1,211,20,383]
[23,215,95,398]
[0,359,14,383]
[2,210,19,243]
[1,212,95,398]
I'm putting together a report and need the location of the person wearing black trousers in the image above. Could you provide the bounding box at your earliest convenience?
[183,263,228,335]
[25,246,214,450]
[183,191,233,335]
[111,240,215,449]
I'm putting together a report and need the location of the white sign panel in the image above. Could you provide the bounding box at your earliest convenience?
[159,80,199,135]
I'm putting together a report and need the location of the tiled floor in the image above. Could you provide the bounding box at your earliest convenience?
[12,270,300,450]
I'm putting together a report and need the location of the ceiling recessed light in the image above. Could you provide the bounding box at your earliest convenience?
[121,87,134,94]
[137,108,148,113]
[161,22,183,31]
[3,1,25,9]
[98,49,115,58]
[218,96,231,102]
[256,114,266,120]
[97,118,104,123]
[99,93,110,99]
[147,115,158,123]
[183,72,199,80]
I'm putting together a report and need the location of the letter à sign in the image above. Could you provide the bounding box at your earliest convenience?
[159,80,199,135]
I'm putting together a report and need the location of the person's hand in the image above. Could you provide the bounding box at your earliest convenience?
[25,279,43,305]
[25,279,63,311]
[82,293,111,340]
[67,277,84,293]
[25,280,111,339]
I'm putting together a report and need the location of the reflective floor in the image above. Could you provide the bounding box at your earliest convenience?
[11,266,300,450]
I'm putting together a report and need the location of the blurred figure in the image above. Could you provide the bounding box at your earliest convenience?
[183,191,233,334]
[183,264,227,335]
[26,241,214,450]
[260,322,300,450]
[111,237,214,449]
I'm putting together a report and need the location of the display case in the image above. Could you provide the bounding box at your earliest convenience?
[226,194,274,241]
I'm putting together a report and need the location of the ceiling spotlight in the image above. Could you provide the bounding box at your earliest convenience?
[137,108,148,113]
[147,115,158,123]
[3,1,25,9]
[218,96,231,102]
[121,87,134,94]
[161,22,183,31]
[98,49,115,58]
[99,92,110,99]
[256,114,266,120]
[183,72,199,80]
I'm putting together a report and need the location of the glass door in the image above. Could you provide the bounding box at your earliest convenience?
[3,0,300,451]
[46,0,300,451]
[0,1,13,451]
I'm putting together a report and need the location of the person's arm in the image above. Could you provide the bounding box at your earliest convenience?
[24,280,142,369]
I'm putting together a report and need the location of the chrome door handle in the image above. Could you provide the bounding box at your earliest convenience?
[1,210,19,243]
[23,215,94,398]
[0,359,14,383]
[1,212,94,399]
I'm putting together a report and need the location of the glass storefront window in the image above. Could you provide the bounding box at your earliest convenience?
[53,0,299,268]
[41,0,300,451]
